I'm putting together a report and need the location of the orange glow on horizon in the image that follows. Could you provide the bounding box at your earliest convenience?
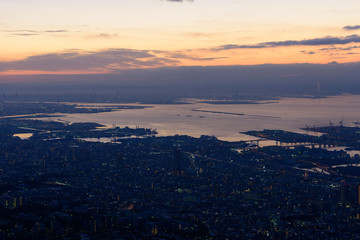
[0,44,359,78]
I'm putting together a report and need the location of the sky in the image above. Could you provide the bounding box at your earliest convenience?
[0,0,360,79]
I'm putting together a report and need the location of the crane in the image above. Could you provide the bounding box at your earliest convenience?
[339,117,344,127]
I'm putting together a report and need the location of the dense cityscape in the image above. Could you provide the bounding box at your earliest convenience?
[2,0,360,239]
[0,102,359,239]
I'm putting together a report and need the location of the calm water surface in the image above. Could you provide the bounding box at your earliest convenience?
[45,94,360,142]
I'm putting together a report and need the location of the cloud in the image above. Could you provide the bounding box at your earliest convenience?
[87,33,119,39]
[11,33,39,36]
[2,29,69,37]
[44,30,68,33]
[343,25,360,30]
[3,30,38,33]
[215,35,360,51]
[0,49,180,72]
[0,47,226,73]
[156,50,226,61]
[300,51,316,55]
[319,45,360,51]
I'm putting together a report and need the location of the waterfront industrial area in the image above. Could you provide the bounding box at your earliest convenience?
[1,101,360,239]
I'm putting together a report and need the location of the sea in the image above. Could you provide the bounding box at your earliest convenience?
[40,94,360,143]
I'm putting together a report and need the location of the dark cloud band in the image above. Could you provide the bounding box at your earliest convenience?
[0,49,171,72]
[0,48,218,72]
[343,25,360,30]
[216,35,360,51]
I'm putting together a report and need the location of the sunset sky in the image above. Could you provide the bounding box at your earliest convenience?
[1,0,360,77]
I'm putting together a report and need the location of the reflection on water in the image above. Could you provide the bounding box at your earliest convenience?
[78,136,147,143]
[43,94,360,142]
[325,146,360,157]
[13,133,33,140]
[79,137,114,143]
[258,140,278,147]
[294,167,331,175]
[331,163,360,169]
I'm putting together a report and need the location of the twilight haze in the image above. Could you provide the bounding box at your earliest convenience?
[0,0,360,96]
[4,3,360,239]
